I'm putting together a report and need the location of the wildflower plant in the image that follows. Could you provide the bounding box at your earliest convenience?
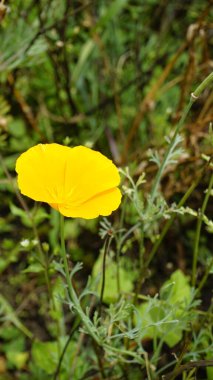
[10,71,213,378]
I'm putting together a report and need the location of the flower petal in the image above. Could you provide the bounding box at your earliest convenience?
[16,144,71,203]
[62,146,120,206]
[58,187,122,219]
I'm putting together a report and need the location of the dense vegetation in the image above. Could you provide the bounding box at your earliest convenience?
[0,1,212,379]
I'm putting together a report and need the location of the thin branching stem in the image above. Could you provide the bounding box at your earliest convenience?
[54,321,80,380]
[146,168,206,267]
[100,235,112,314]
[60,216,145,364]
[59,214,101,345]
[150,71,213,204]
[196,257,213,295]
[192,172,213,286]
[149,99,193,203]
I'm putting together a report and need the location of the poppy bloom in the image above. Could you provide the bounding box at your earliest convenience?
[15,143,121,219]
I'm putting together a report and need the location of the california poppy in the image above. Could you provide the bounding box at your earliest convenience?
[16,143,121,219]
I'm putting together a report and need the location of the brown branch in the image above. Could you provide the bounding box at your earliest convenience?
[162,360,213,380]
[7,73,45,139]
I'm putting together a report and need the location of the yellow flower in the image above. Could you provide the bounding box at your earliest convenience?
[16,143,121,219]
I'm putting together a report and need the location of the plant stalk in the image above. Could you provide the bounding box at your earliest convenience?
[59,214,101,345]
[100,235,112,314]
[146,169,205,267]
[150,71,213,203]
[192,172,213,286]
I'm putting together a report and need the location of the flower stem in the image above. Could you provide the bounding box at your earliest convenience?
[192,172,213,286]
[192,71,213,98]
[146,169,205,267]
[195,257,213,295]
[150,71,213,203]
[59,214,101,345]
[149,100,193,203]
[99,235,112,314]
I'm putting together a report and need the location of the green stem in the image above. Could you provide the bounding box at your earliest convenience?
[139,228,145,272]
[116,248,121,297]
[192,173,213,286]
[54,320,80,380]
[146,172,203,267]
[192,71,213,98]
[150,99,193,203]
[150,71,213,203]
[196,257,213,295]
[59,214,100,345]
[118,222,141,252]
[32,219,63,365]
[100,235,112,314]
[134,228,145,304]
[31,222,51,296]
[116,195,127,296]
[102,343,144,365]
[59,215,144,362]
